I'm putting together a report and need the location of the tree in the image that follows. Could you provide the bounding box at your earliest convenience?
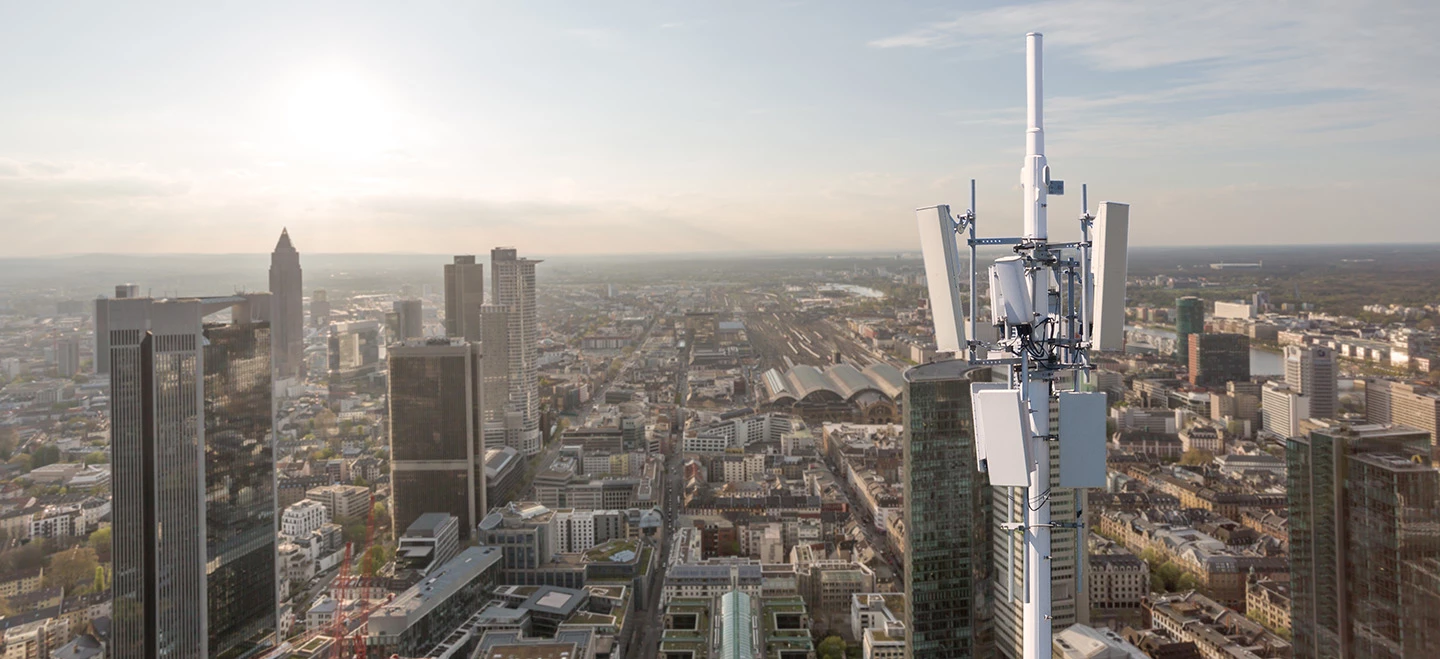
[1176,572,1201,592]
[1179,449,1215,467]
[92,565,108,593]
[84,451,107,466]
[30,445,61,470]
[359,545,389,577]
[89,526,112,563]
[7,453,30,472]
[45,547,99,593]
[818,635,847,659]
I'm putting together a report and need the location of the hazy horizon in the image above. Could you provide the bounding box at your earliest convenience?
[3,2,1437,256]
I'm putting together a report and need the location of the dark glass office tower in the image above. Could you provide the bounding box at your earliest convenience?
[444,255,485,341]
[1188,332,1250,388]
[106,294,276,659]
[388,340,485,540]
[269,229,304,378]
[903,360,994,659]
[1175,296,1204,363]
[1288,424,1440,659]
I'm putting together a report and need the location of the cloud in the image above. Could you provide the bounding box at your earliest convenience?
[877,1,1440,159]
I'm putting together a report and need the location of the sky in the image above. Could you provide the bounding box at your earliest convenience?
[1,1,1437,257]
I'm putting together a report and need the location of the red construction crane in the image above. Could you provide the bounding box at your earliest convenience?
[329,492,381,659]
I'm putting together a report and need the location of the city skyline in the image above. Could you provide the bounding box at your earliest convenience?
[3,2,1438,257]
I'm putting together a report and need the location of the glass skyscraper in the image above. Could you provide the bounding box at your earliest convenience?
[388,339,485,539]
[1288,424,1440,659]
[903,360,994,659]
[1174,296,1205,363]
[106,294,276,659]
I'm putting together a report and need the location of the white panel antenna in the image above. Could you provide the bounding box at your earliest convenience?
[970,381,1010,469]
[972,386,1033,487]
[993,256,1033,326]
[1057,391,1107,488]
[1090,202,1129,351]
[916,205,968,353]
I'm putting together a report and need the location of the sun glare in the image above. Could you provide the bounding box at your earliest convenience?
[283,69,397,158]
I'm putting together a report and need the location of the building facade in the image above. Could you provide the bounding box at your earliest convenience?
[106,294,277,658]
[1188,333,1249,388]
[1174,296,1205,363]
[444,255,485,341]
[269,229,304,379]
[903,360,994,658]
[1286,345,1338,421]
[1287,424,1440,658]
[491,248,543,455]
[388,339,486,540]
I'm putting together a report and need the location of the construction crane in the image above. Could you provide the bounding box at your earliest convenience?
[328,492,380,659]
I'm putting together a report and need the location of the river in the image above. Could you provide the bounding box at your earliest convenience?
[1125,325,1283,376]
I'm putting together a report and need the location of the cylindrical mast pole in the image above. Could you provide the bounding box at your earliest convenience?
[1023,32,1048,241]
[1022,30,1053,659]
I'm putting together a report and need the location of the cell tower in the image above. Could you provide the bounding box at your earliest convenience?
[915,33,1130,659]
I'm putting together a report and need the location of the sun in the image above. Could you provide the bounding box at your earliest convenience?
[283,68,397,159]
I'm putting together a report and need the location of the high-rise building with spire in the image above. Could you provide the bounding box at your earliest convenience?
[105,293,277,658]
[491,247,542,455]
[269,229,304,378]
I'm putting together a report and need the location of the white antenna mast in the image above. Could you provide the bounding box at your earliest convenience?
[914,32,1129,659]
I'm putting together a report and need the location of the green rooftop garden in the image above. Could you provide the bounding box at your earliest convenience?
[584,539,639,562]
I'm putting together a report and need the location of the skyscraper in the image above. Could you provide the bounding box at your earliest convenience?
[479,305,512,450]
[444,255,485,341]
[1286,345,1338,421]
[106,294,276,658]
[95,283,142,376]
[903,360,994,658]
[1174,296,1205,362]
[388,339,486,539]
[269,229,304,379]
[1188,333,1250,388]
[1287,423,1440,658]
[390,299,424,342]
[54,338,80,377]
[491,247,542,456]
[311,289,330,328]
[993,391,1086,659]
[1262,381,1310,439]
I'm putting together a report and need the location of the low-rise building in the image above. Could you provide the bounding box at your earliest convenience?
[365,546,505,657]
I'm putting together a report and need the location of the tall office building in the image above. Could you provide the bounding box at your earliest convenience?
[105,294,277,658]
[390,299,424,342]
[479,305,513,450]
[444,255,485,342]
[903,360,994,658]
[1188,333,1250,388]
[388,339,485,540]
[491,247,543,455]
[1366,380,1440,451]
[1286,345,1338,421]
[1262,381,1310,439]
[95,283,142,376]
[269,229,304,379]
[1174,296,1205,362]
[54,338,81,377]
[1287,423,1440,658]
[310,289,330,328]
[993,394,1086,659]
